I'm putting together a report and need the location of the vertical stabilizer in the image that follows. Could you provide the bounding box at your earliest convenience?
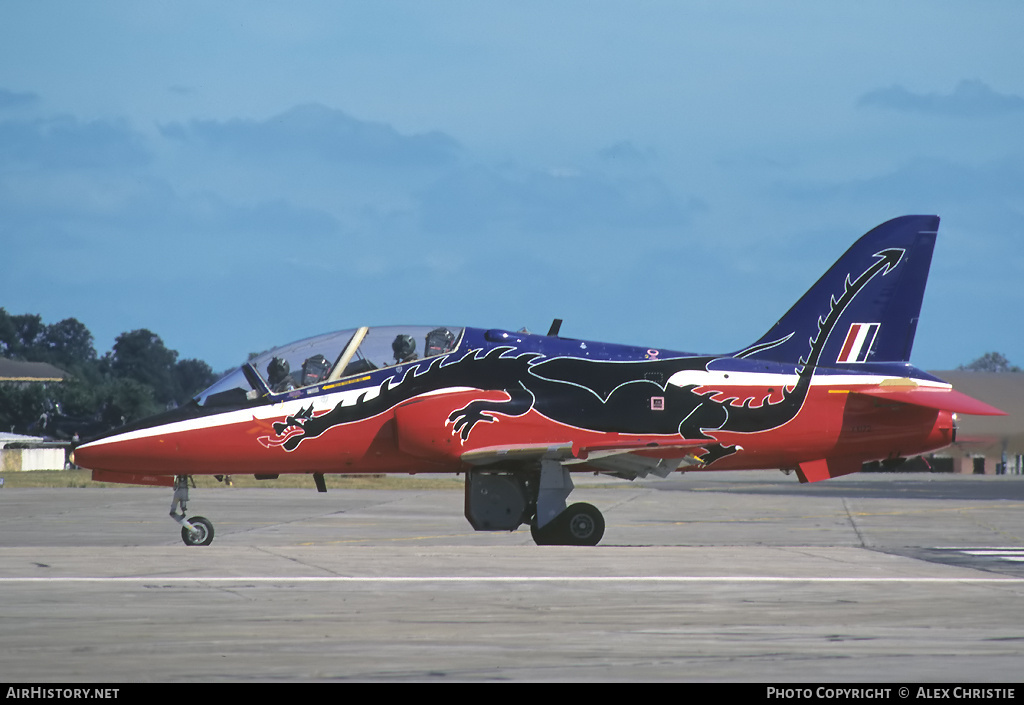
[738,216,939,367]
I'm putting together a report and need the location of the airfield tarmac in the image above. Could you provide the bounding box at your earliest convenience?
[1,471,1023,683]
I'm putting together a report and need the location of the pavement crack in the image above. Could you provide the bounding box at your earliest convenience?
[842,498,868,547]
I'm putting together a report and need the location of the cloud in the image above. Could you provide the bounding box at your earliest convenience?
[0,88,39,110]
[776,154,1024,207]
[0,115,150,169]
[0,169,343,286]
[417,163,701,236]
[858,80,1024,117]
[597,140,655,165]
[161,103,462,167]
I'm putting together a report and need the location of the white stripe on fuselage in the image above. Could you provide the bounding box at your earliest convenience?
[665,369,949,391]
[77,384,476,448]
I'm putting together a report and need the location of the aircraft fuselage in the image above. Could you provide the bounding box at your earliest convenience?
[75,326,958,483]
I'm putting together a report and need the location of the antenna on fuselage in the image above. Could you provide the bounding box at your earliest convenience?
[547,318,563,337]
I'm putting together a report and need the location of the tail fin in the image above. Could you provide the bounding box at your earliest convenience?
[738,216,939,367]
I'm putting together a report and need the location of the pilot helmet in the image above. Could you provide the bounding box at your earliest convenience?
[392,334,416,362]
[267,356,290,384]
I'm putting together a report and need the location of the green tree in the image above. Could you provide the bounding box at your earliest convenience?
[175,358,216,400]
[958,352,1021,373]
[0,308,13,358]
[99,377,161,427]
[0,383,48,434]
[39,318,97,370]
[0,309,45,359]
[108,329,181,405]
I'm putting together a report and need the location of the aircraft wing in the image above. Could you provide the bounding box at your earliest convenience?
[847,385,1006,416]
[462,438,710,480]
[461,442,576,465]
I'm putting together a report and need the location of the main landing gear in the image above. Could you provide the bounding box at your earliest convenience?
[465,459,607,546]
[170,475,215,546]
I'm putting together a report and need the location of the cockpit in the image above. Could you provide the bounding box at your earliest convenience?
[195,325,463,407]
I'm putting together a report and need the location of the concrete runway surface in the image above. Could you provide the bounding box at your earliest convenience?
[1,471,1023,682]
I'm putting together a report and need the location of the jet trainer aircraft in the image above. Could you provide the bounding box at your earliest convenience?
[74,216,1004,546]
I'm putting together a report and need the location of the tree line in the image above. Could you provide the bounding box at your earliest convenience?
[0,308,216,440]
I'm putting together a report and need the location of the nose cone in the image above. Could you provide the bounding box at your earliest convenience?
[72,400,218,474]
[73,432,179,488]
[73,403,284,478]
[74,430,179,474]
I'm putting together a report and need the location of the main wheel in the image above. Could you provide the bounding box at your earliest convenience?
[562,503,604,546]
[530,514,563,545]
[530,503,605,546]
[181,515,215,546]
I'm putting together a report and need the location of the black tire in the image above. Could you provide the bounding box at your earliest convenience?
[530,503,605,546]
[562,503,604,546]
[530,514,563,545]
[181,515,215,546]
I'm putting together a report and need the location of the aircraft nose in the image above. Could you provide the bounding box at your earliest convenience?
[73,432,171,473]
[72,436,124,472]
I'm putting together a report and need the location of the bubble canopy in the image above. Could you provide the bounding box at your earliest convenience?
[195,325,463,407]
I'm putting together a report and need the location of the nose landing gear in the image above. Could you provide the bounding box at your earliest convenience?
[170,475,215,546]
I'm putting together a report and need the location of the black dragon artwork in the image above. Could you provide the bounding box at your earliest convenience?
[265,248,905,463]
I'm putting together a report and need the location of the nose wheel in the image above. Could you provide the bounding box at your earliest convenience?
[181,515,215,546]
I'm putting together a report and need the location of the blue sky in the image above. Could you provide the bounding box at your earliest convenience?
[1,2,1022,373]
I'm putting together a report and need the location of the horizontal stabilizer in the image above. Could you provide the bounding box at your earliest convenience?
[850,387,1006,416]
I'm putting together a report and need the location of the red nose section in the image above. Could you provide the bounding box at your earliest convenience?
[75,434,181,475]
[74,434,179,486]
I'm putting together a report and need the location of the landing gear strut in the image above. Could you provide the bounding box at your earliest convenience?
[170,475,215,546]
[464,459,606,546]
